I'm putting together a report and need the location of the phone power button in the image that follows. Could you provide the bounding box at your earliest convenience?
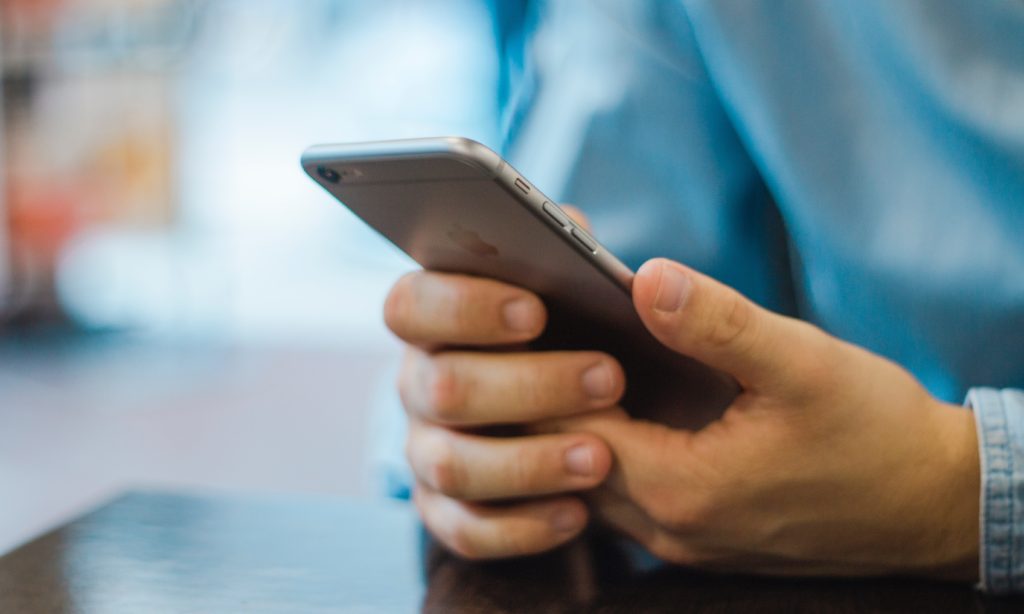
[570,227,597,254]
[542,201,569,227]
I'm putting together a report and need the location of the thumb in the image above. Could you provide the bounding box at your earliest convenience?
[538,407,690,499]
[632,258,808,391]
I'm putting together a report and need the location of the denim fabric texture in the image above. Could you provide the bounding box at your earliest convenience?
[969,388,1024,594]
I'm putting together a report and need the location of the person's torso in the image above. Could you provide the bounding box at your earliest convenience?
[504,0,1024,402]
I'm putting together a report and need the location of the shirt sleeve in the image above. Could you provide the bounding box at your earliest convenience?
[967,387,1024,593]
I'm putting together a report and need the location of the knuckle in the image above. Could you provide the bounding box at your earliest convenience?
[704,291,757,351]
[506,453,530,494]
[517,362,553,411]
[446,282,483,331]
[414,489,445,544]
[427,436,465,497]
[424,357,465,422]
[791,322,841,384]
[447,522,483,560]
[508,447,544,494]
[396,352,418,412]
[383,273,417,334]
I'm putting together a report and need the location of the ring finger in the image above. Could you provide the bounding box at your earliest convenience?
[414,482,588,560]
[406,416,612,501]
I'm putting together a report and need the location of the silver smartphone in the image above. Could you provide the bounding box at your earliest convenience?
[302,137,737,427]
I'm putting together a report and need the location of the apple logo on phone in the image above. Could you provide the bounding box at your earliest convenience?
[447,223,499,257]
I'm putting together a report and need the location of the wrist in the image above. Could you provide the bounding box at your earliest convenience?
[922,401,980,581]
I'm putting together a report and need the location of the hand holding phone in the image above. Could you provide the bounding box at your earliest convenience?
[302,137,739,558]
[302,137,739,427]
[303,139,981,577]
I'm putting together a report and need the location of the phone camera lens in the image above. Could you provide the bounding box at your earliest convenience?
[317,165,341,183]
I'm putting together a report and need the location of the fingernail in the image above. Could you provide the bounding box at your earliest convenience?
[653,263,691,313]
[503,298,538,333]
[581,362,614,399]
[552,508,581,534]
[564,444,595,477]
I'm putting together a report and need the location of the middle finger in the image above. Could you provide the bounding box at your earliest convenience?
[400,348,626,427]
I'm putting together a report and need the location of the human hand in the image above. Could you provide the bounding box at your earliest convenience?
[546,258,980,580]
[384,209,626,559]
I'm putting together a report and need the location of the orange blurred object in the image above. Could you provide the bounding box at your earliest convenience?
[2,0,178,321]
[8,181,80,262]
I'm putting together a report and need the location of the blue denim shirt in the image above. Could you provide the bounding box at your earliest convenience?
[491,0,1024,592]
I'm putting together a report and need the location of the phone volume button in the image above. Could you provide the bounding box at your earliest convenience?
[570,227,597,254]
[542,201,569,227]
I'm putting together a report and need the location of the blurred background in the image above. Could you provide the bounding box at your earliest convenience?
[0,0,502,554]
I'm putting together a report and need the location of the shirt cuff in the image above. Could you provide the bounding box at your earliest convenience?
[967,387,1024,594]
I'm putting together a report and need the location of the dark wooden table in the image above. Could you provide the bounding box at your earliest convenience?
[1,491,1021,613]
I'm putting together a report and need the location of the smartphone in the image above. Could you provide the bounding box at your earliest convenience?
[302,137,738,427]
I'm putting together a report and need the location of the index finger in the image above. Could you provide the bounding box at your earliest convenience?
[384,271,547,347]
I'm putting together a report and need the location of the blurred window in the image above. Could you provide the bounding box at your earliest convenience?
[1,0,499,348]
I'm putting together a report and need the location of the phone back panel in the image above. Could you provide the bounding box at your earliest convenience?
[303,138,738,427]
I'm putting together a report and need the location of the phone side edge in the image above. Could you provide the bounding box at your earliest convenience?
[490,159,637,296]
[301,137,504,177]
